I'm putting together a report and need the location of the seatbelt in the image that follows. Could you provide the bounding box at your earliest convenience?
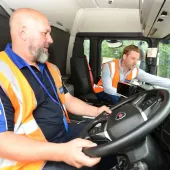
[85,56,94,89]
[85,56,104,93]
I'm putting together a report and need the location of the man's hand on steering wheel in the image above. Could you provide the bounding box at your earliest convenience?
[96,105,112,117]
[61,138,101,168]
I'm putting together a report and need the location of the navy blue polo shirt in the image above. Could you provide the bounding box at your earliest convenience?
[0,44,68,142]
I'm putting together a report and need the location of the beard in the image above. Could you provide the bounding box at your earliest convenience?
[28,45,49,64]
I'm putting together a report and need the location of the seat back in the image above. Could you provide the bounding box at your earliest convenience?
[70,55,92,96]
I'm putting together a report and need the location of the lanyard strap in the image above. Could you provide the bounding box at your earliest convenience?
[44,69,61,105]
[26,63,61,105]
[23,62,68,131]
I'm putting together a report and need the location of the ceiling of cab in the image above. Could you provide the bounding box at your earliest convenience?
[4,0,81,32]
[77,8,141,33]
[4,0,139,32]
[78,0,139,9]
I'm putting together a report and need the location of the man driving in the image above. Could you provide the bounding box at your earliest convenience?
[0,8,111,170]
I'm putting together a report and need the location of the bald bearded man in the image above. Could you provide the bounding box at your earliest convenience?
[0,8,112,170]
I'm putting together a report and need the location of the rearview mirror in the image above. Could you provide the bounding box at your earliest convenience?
[106,40,123,48]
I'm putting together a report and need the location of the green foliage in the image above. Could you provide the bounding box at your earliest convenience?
[101,40,148,63]
[101,40,148,58]
[157,43,170,78]
[101,40,124,59]
[84,39,90,58]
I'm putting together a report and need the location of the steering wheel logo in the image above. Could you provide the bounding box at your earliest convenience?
[115,112,126,120]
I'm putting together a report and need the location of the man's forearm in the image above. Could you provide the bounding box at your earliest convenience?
[0,131,65,162]
[138,69,170,88]
[65,94,98,117]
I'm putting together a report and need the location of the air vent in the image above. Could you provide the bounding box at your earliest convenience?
[160,11,168,17]
[157,18,164,22]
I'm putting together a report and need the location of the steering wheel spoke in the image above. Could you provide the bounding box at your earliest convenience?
[88,121,111,142]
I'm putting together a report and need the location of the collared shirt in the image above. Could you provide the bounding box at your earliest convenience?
[0,43,68,143]
[5,43,45,73]
[102,59,170,95]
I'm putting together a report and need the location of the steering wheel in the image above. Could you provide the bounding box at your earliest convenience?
[80,89,170,157]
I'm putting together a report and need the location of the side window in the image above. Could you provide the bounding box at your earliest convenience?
[84,39,90,63]
[101,40,148,70]
[157,42,170,78]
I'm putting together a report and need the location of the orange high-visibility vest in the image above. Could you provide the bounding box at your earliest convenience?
[94,59,138,93]
[109,59,139,88]
[0,51,70,170]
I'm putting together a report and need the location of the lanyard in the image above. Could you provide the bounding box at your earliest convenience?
[23,61,68,131]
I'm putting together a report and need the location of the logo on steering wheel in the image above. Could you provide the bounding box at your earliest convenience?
[115,112,126,120]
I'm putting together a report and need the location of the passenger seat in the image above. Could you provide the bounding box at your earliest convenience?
[70,55,101,105]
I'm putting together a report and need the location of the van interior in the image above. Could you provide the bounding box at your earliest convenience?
[1,0,170,169]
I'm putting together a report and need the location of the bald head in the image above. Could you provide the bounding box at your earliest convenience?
[9,8,53,64]
[10,8,48,33]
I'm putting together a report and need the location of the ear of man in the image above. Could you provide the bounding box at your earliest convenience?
[19,26,27,41]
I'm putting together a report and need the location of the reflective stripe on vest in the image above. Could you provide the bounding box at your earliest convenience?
[0,52,70,169]
[93,63,107,93]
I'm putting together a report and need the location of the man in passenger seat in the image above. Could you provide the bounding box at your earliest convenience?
[0,8,112,170]
[97,45,170,104]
